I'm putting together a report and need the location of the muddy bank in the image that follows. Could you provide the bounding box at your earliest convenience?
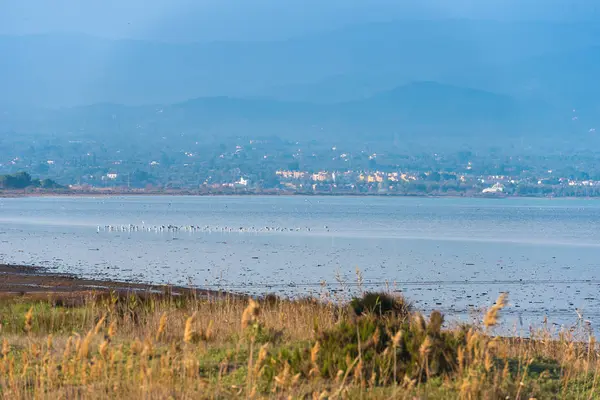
[0,264,225,303]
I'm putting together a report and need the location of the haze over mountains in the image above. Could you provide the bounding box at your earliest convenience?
[3,0,599,41]
[1,11,599,141]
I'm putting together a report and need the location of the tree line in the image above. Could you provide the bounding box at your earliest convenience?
[0,172,62,190]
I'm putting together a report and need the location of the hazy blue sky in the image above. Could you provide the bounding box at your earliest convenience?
[1,0,599,41]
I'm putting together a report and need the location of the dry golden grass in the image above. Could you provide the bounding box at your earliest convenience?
[0,290,597,399]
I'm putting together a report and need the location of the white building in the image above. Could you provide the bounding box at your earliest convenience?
[482,183,504,193]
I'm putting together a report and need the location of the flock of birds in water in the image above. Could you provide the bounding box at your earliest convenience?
[96,224,324,234]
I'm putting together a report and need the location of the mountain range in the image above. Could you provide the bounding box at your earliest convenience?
[1,20,599,141]
[0,81,581,143]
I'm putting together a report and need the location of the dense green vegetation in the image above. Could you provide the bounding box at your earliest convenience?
[0,172,62,190]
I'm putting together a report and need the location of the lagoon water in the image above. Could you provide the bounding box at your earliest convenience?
[1,195,600,330]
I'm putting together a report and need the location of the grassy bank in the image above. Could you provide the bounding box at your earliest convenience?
[0,289,597,399]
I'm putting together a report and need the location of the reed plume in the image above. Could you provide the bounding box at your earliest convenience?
[183,312,197,343]
[24,306,34,333]
[241,299,260,330]
[484,293,508,328]
[156,312,167,341]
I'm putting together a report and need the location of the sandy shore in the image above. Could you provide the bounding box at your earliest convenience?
[0,263,223,303]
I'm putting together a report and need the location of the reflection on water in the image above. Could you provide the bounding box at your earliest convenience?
[1,195,599,329]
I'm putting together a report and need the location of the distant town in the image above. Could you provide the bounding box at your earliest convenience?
[1,134,599,197]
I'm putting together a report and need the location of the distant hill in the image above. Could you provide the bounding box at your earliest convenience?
[1,20,600,110]
[0,82,569,142]
[347,82,519,120]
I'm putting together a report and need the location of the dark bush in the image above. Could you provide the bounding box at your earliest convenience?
[312,310,466,384]
[350,292,412,319]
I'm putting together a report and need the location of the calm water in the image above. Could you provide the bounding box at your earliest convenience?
[1,195,600,329]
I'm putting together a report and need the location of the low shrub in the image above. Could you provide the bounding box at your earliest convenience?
[350,291,412,319]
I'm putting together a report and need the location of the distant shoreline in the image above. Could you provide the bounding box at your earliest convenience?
[1,188,595,200]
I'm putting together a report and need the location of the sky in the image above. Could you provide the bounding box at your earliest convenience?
[1,0,599,42]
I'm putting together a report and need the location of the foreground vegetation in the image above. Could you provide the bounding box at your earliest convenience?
[0,289,597,399]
